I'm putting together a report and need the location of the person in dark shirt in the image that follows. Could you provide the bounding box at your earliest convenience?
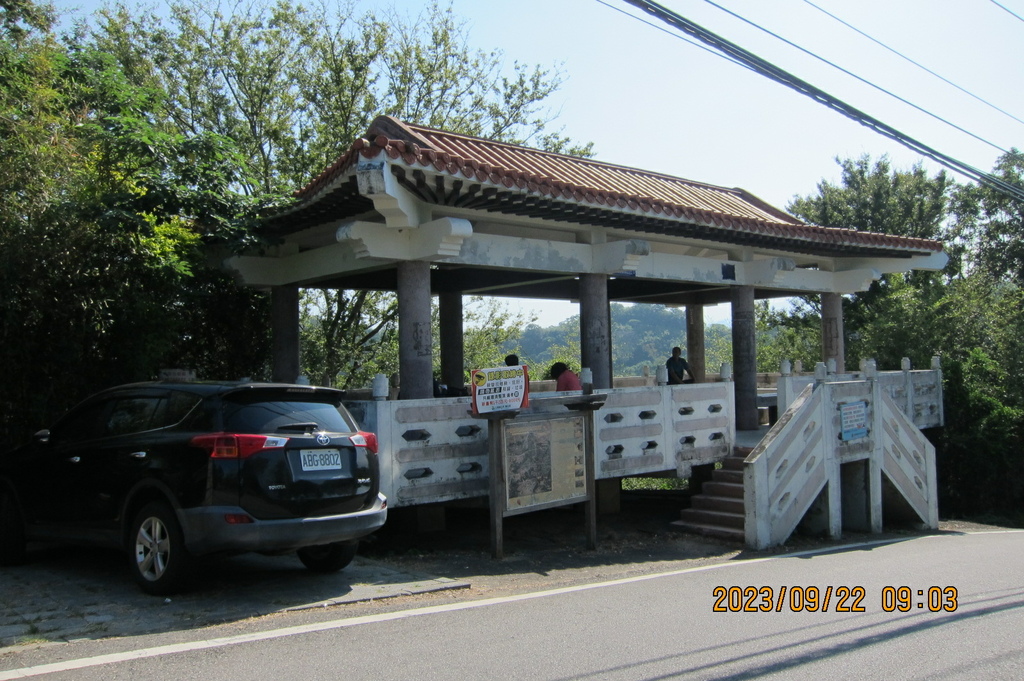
[666,346,695,384]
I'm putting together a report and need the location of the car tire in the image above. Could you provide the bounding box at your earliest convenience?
[0,489,27,566]
[297,540,359,573]
[129,501,192,595]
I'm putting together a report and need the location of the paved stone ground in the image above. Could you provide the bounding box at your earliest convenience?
[1,489,1008,654]
[0,545,467,651]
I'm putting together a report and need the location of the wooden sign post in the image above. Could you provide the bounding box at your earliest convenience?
[476,394,605,559]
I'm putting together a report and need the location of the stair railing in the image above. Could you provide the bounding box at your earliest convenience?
[745,359,940,549]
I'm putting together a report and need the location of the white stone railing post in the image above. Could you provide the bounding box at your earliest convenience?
[372,373,389,401]
[868,359,884,532]
[931,356,944,426]
[901,357,914,417]
[814,361,827,385]
[778,359,793,412]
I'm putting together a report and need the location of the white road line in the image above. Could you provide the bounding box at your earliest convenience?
[1,531,1018,679]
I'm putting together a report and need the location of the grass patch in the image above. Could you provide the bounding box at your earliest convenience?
[621,477,689,491]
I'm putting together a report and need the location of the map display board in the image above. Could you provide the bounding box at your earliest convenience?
[503,414,587,515]
[471,365,530,414]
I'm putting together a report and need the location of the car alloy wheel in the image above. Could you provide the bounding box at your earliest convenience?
[130,502,191,595]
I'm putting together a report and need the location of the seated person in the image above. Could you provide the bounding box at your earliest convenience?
[549,362,582,391]
[666,346,695,384]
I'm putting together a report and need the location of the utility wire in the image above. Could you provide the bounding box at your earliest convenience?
[989,0,1024,23]
[615,0,1024,204]
[703,0,1009,154]
[804,0,1024,129]
[594,0,751,73]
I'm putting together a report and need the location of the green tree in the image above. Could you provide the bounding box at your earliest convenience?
[299,289,398,389]
[755,300,819,373]
[787,153,1024,522]
[951,150,1024,285]
[0,6,272,440]
[87,0,589,385]
[788,156,955,369]
[458,297,536,380]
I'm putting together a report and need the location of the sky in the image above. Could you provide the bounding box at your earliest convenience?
[51,0,1024,327]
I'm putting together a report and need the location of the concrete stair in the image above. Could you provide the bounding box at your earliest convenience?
[671,447,752,542]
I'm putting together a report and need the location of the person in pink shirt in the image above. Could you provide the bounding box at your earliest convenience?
[549,362,582,391]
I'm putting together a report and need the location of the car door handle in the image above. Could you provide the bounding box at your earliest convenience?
[129,451,147,459]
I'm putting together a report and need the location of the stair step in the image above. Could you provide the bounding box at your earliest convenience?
[733,445,754,457]
[702,481,745,499]
[670,519,745,542]
[679,508,745,529]
[720,456,746,471]
[712,469,744,484]
[691,494,744,514]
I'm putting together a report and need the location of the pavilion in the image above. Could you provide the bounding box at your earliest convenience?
[225,115,947,431]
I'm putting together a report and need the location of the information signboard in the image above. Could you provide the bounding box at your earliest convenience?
[503,414,587,514]
[840,400,869,441]
[470,365,530,414]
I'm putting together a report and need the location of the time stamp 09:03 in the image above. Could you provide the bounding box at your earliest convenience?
[712,586,959,613]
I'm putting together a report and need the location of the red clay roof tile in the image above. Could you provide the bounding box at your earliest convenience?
[288,116,943,256]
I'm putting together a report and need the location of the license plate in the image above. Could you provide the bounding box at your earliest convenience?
[299,449,343,471]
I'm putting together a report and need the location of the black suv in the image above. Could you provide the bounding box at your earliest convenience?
[0,381,387,594]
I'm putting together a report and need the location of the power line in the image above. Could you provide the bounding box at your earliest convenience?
[702,0,1009,154]
[989,0,1024,23]
[614,0,1024,204]
[594,0,751,73]
[803,0,1024,129]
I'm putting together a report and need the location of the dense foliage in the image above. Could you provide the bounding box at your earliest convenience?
[0,2,272,441]
[0,0,583,439]
[516,303,731,379]
[781,154,1024,523]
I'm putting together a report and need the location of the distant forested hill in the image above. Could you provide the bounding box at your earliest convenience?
[513,303,732,377]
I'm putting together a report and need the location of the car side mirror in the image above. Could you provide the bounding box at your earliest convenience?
[33,429,51,444]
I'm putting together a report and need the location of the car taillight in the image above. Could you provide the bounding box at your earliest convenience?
[191,433,289,459]
[351,430,378,454]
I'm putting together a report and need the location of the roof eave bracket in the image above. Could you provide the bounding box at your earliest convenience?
[357,159,429,228]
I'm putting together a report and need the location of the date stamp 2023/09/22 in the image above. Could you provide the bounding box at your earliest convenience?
[712,586,959,613]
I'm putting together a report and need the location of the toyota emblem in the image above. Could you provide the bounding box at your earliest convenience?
[315,433,331,445]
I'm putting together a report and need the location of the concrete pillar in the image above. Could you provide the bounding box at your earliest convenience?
[579,273,612,389]
[685,304,706,383]
[731,285,759,431]
[821,292,845,374]
[438,291,464,391]
[397,260,433,399]
[271,286,300,383]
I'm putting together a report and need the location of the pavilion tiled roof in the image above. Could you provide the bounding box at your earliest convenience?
[282,116,943,258]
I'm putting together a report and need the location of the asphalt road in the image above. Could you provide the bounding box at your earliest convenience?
[2,529,1021,680]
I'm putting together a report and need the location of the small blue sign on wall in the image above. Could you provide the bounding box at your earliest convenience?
[840,401,869,441]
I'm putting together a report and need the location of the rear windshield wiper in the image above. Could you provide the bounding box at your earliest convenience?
[276,422,319,433]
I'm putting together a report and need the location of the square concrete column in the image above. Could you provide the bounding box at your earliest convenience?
[438,290,465,391]
[821,292,845,374]
[685,304,706,383]
[579,273,612,389]
[397,260,434,399]
[731,285,759,431]
[271,286,300,384]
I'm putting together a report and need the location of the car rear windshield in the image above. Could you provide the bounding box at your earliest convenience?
[222,399,357,434]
